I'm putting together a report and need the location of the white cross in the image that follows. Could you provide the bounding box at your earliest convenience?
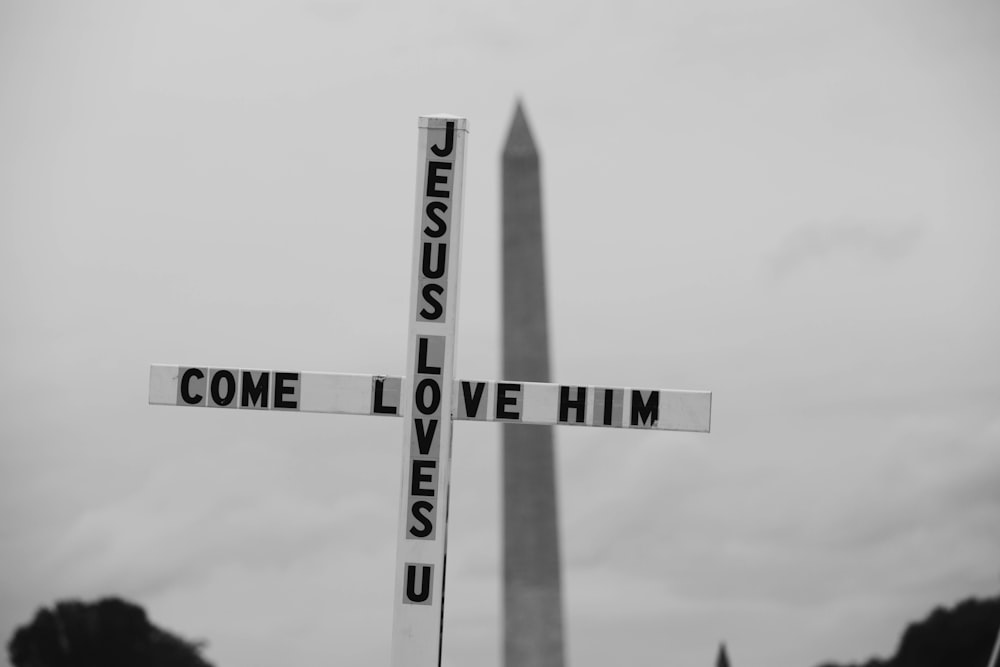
[148,115,711,667]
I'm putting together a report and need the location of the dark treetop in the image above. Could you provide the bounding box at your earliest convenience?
[8,597,213,667]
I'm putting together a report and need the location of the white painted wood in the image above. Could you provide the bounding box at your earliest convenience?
[659,387,713,433]
[391,115,469,667]
[148,364,180,405]
[299,372,376,415]
[521,381,558,424]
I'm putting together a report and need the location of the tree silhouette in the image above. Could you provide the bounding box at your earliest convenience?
[815,594,1000,667]
[716,641,732,667]
[7,597,214,667]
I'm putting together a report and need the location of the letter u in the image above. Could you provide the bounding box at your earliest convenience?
[421,242,447,279]
[405,564,432,603]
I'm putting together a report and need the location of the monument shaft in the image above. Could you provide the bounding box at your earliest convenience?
[502,102,566,667]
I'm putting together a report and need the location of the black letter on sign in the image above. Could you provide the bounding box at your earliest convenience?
[372,377,397,415]
[210,370,237,407]
[404,564,433,604]
[179,368,205,405]
[417,337,442,375]
[430,121,455,157]
[409,501,434,538]
[424,202,447,238]
[419,284,444,320]
[421,242,447,279]
[559,385,587,424]
[496,383,522,421]
[414,418,439,456]
[425,161,452,198]
[602,388,615,426]
[273,372,299,410]
[630,390,660,427]
[460,381,486,419]
[410,459,436,497]
[415,379,441,416]
[241,371,269,409]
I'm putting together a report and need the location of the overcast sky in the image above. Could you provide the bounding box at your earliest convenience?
[1,1,999,665]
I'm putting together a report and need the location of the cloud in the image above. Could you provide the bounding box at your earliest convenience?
[300,0,367,23]
[767,220,923,278]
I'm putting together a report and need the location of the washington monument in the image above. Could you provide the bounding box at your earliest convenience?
[502,101,566,667]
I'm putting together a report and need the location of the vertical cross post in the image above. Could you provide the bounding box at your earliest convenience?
[391,115,468,667]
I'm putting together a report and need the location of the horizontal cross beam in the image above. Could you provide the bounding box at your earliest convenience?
[148,364,711,433]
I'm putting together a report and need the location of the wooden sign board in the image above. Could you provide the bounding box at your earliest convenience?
[149,366,711,432]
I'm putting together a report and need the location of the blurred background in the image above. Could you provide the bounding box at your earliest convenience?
[1,0,998,665]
